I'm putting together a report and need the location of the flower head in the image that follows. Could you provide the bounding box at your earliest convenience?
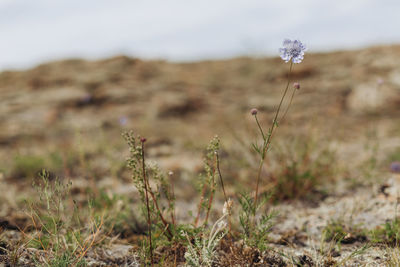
[279,39,306,64]
[391,162,400,173]
[250,108,258,116]
[119,116,128,126]
[293,82,300,90]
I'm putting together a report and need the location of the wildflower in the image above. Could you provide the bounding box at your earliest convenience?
[82,94,92,103]
[391,162,400,173]
[250,108,258,116]
[168,171,174,176]
[140,137,147,143]
[119,116,128,126]
[279,39,306,63]
[293,82,300,90]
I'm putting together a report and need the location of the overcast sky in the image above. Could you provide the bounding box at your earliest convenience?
[1,0,400,70]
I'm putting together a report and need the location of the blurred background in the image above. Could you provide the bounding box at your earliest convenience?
[2,1,400,265]
[1,0,400,209]
[1,0,400,70]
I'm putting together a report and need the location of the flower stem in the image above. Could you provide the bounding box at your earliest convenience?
[254,115,266,141]
[254,61,293,214]
[216,151,227,202]
[168,176,176,227]
[280,86,297,123]
[204,153,217,226]
[194,179,208,227]
[144,174,173,240]
[141,141,153,266]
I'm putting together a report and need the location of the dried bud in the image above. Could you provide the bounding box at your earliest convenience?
[222,198,233,216]
[140,137,147,143]
[250,108,258,115]
[293,82,300,90]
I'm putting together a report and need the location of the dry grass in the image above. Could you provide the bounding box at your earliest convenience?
[0,45,400,265]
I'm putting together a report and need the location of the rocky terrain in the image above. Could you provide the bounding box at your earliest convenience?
[1,45,400,266]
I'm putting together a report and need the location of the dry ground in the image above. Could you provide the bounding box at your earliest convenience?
[1,45,400,266]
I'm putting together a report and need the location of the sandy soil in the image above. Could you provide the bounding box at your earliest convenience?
[1,45,400,266]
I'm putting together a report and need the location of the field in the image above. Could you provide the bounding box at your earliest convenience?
[1,45,400,266]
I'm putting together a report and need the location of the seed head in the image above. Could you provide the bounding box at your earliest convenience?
[222,198,233,216]
[293,82,300,90]
[250,108,258,116]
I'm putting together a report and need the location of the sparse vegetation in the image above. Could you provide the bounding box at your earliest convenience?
[20,170,103,266]
[1,45,400,265]
[13,154,46,179]
[370,219,400,246]
[323,220,367,244]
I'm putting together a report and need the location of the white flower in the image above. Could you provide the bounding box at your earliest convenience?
[279,39,306,64]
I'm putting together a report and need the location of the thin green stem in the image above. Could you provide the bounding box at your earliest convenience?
[280,86,297,123]
[265,61,293,149]
[254,61,293,214]
[216,152,227,202]
[204,153,217,226]
[254,115,266,141]
[144,173,173,239]
[168,176,176,227]
[141,141,153,267]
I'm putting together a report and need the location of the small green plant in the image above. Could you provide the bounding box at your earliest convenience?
[22,169,104,266]
[323,220,367,244]
[123,132,176,265]
[123,132,231,265]
[183,210,229,267]
[323,221,349,243]
[370,219,400,246]
[194,136,225,227]
[237,193,276,251]
[369,198,400,246]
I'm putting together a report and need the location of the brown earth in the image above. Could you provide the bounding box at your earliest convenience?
[1,45,400,266]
